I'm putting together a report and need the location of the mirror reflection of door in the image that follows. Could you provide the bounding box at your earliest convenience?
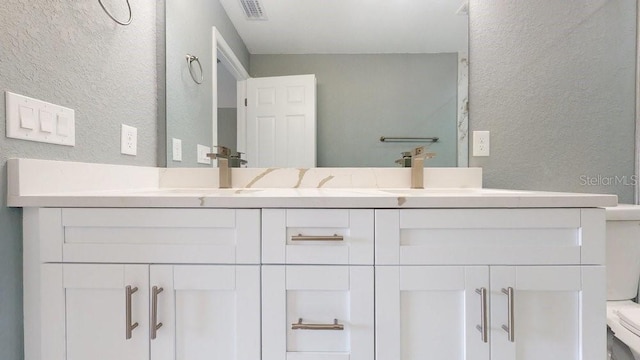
[246,74,317,168]
[217,58,238,157]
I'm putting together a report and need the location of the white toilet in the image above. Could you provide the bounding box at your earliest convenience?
[607,205,640,360]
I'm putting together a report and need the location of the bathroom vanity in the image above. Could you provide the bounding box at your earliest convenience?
[8,159,617,360]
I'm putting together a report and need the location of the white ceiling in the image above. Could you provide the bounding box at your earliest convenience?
[218,0,469,54]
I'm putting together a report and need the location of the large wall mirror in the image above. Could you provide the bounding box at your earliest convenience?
[165,0,469,168]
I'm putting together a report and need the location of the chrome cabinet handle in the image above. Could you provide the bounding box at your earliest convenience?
[151,286,164,340]
[292,318,344,330]
[501,287,515,342]
[475,288,488,343]
[291,234,344,242]
[125,285,139,340]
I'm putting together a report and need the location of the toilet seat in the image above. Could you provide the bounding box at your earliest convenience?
[619,308,640,337]
[608,301,640,358]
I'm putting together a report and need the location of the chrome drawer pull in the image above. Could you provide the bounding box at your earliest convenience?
[292,318,344,330]
[475,287,488,343]
[291,234,344,242]
[501,287,515,342]
[151,286,164,340]
[125,285,139,340]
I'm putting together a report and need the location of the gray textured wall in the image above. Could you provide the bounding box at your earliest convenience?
[166,0,248,167]
[250,54,458,167]
[0,0,158,358]
[469,0,637,203]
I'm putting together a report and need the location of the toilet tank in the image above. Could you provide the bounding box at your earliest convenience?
[607,205,640,301]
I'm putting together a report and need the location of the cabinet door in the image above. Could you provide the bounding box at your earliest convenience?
[376,266,490,360]
[490,266,605,360]
[61,264,149,360]
[151,265,261,360]
[262,265,374,360]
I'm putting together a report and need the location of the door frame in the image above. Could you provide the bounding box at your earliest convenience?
[212,27,250,161]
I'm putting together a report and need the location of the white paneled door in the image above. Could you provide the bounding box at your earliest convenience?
[246,74,316,168]
[45,264,260,360]
[375,265,604,360]
[151,265,261,360]
[62,264,150,360]
[376,266,490,360]
[490,266,603,360]
[262,265,374,360]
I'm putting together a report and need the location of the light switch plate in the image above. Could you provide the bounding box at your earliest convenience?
[172,138,182,161]
[6,91,75,146]
[473,131,490,157]
[121,124,137,156]
[197,144,211,164]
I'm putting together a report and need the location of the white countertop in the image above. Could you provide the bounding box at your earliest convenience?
[7,159,618,208]
[606,204,640,220]
[9,187,618,209]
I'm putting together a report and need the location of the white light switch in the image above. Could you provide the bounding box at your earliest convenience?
[40,110,54,133]
[57,115,70,136]
[6,92,75,146]
[19,106,35,130]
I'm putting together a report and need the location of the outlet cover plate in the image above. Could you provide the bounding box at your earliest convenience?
[121,124,137,156]
[473,131,490,157]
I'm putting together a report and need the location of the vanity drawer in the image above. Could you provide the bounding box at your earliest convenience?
[375,208,604,265]
[262,265,374,360]
[39,208,260,264]
[262,209,374,265]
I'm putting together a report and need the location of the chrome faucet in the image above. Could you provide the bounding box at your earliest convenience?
[206,146,232,188]
[409,146,435,189]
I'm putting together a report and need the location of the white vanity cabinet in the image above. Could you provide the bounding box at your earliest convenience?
[23,206,606,360]
[24,208,261,360]
[375,209,606,360]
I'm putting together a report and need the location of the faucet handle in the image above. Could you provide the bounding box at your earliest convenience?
[215,145,231,158]
[411,146,425,158]
[409,146,436,160]
[206,145,231,159]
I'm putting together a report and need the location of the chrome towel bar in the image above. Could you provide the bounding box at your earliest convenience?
[380,136,439,143]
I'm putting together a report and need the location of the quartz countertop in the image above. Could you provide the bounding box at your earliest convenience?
[9,187,617,209]
[7,159,618,208]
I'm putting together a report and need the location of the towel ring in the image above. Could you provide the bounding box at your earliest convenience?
[98,0,132,26]
[186,54,204,84]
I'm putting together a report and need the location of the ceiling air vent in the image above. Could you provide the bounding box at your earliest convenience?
[239,0,267,20]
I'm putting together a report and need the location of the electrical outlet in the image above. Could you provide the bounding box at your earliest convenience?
[473,131,490,157]
[172,138,182,161]
[197,144,211,164]
[121,124,137,156]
